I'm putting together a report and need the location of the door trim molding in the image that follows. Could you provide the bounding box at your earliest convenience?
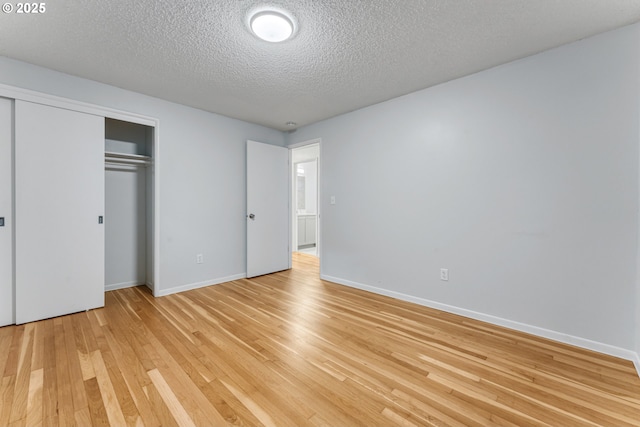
[0,83,155,126]
[288,138,321,149]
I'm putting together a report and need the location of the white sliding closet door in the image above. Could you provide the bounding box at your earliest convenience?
[0,98,13,326]
[15,100,104,324]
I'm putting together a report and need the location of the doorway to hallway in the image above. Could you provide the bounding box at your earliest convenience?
[291,141,320,259]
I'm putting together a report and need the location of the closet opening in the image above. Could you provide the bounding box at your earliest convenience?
[104,118,154,293]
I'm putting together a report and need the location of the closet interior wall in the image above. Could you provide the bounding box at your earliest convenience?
[105,118,153,291]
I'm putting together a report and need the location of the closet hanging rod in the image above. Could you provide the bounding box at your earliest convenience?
[105,157,151,166]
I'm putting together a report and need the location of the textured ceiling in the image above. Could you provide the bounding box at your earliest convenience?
[1,1,640,131]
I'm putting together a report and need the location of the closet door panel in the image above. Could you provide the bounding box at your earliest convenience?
[15,101,104,324]
[0,98,13,326]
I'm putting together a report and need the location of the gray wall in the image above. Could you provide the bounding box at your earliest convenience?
[289,24,640,352]
[105,165,148,289]
[0,56,285,294]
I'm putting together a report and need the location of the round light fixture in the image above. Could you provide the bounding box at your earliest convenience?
[250,11,294,42]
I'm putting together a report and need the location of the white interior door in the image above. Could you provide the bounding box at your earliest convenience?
[246,140,290,278]
[0,97,13,326]
[15,100,104,324]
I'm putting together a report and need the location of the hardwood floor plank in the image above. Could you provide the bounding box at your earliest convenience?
[25,368,43,427]
[0,333,13,385]
[147,369,197,427]
[10,323,34,424]
[62,316,88,413]
[0,375,17,427]
[89,350,128,427]
[40,320,58,426]
[389,387,469,427]
[381,406,422,427]
[29,323,44,373]
[219,378,277,427]
[83,376,109,427]
[2,326,24,378]
[53,318,74,427]
[142,382,179,427]
[73,407,92,427]
[203,377,264,426]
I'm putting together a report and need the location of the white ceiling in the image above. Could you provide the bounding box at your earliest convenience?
[1,1,640,131]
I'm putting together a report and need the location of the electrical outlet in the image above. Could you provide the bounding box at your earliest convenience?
[196,254,204,264]
[440,268,449,281]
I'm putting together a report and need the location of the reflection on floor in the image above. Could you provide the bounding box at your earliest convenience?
[296,246,317,256]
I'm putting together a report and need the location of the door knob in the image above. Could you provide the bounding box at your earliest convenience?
[248,213,255,220]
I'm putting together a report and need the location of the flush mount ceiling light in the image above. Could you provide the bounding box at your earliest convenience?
[250,11,294,42]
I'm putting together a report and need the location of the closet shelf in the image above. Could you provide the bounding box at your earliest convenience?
[105,151,152,165]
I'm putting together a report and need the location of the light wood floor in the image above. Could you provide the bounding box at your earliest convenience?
[1,253,640,427]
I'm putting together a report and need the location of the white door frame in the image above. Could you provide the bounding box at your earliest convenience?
[289,138,321,267]
[0,83,161,296]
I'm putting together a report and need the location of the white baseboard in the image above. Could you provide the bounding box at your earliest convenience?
[154,273,247,297]
[632,352,640,377]
[321,274,640,376]
[105,281,142,292]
